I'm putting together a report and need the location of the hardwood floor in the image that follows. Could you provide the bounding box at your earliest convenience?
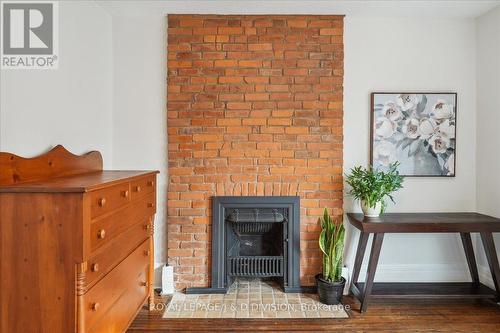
[128,294,500,332]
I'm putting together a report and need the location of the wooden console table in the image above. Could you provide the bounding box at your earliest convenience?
[347,213,500,312]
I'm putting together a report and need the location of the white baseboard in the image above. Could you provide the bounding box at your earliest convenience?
[350,263,496,290]
[154,262,164,288]
[352,263,473,283]
[153,262,497,290]
[478,264,495,289]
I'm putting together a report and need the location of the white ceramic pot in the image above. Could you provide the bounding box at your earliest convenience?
[360,200,382,217]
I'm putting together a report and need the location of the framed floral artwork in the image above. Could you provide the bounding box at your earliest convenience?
[370,92,457,177]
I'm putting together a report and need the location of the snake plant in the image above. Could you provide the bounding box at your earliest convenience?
[318,208,345,283]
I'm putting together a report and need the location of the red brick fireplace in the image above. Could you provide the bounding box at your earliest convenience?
[167,14,344,290]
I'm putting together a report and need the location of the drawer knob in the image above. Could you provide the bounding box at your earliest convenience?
[147,180,154,187]
[91,302,100,311]
[144,250,150,257]
[91,263,99,272]
[140,281,148,287]
[147,203,154,208]
[122,190,129,198]
[97,229,106,239]
[135,186,141,192]
[98,198,106,207]
[144,224,151,231]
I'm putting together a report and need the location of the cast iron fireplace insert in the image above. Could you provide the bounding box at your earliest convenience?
[186,196,301,294]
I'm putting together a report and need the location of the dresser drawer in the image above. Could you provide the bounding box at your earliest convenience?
[90,182,131,219]
[90,193,155,253]
[87,217,152,288]
[82,240,150,332]
[86,270,148,333]
[130,175,156,200]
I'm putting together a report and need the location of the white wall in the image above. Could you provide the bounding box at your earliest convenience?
[343,17,478,282]
[475,5,500,281]
[0,1,113,167]
[476,6,500,219]
[111,16,168,267]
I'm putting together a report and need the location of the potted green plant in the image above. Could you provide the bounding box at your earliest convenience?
[345,162,404,217]
[316,208,345,305]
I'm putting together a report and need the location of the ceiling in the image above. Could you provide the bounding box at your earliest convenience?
[97,0,500,19]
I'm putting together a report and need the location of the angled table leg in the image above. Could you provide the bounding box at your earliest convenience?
[351,231,370,286]
[360,233,385,313]
[460,232,479,283]
[480,232,500,301]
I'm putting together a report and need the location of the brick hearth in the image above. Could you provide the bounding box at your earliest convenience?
[167,14,344,290]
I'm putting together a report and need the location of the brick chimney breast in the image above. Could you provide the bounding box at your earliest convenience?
[167,15,344,290]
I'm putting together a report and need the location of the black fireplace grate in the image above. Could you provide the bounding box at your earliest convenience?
[227,256,283,277]
[231,222,275,234]
[225,207,285,278]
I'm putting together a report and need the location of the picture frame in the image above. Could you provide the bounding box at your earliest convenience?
[370,92,457,177]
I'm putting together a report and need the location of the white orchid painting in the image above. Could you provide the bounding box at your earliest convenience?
[371,93,456,176]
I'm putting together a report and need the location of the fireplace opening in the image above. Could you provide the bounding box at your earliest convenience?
[186,196,301,294]
[227,208,285,277]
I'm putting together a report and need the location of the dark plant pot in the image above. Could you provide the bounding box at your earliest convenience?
[316,274,346,305]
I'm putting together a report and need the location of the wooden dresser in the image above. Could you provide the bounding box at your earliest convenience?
[0,145,158,333]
